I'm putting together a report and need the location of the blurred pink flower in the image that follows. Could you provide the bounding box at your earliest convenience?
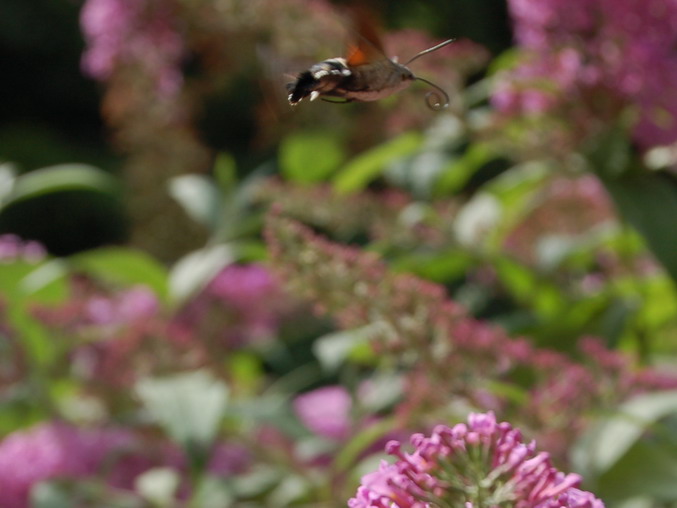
[207,443,251,477]
[293,386,352,441]
[80,0,184,97]
[495,0,677,150]
[0,423,135,508]
[0,422,251,507]
[0,234,46,263]
[171,264,285,348]
[207,264,279,313]
[85,285,159,327]
[348,412,604,508]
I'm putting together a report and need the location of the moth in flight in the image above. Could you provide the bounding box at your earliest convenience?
[286,10,453,110]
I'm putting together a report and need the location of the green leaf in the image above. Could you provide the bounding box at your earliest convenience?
[481,161,550,248]
[602,172,677,285]
[136,371,229,456]
[191,475,235,508]
[493,256,567,319]
[168,244,234,303]
[168,174,222,229]
[333,132,422,193]
[213,152,238,193]
[313,325,377,372]
[434,143,495,196]
[32,482,76,508]
[358,372,403,413]
[265,474,310,507]
[135,468,180,506]
[228,466,281,498]
[70,247,169,300]
[572,390,677,476]
[334,418,397,472]
[0,164,119,209]
[0,260,67,305]
[280,131,345,184]
[586,121,633,180]
[0,162,17,203]
[597,440,677,501]
[0,261,68,369]
[392,250,475,283]
[486,47,522,76]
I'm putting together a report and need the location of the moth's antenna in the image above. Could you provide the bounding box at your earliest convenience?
[415,77,450,110]
[404,38,455,66]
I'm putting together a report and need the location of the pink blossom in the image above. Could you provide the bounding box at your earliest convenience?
[0,422,251,507]
[496,0,677,150]
[80,0,184,97]
[348,412,604,508]
[207,264,279,312]
[85,285,159,326]
[171,264,284,348]
[0,423,134,508]
[293,386,352,440]
[0,235,46,263]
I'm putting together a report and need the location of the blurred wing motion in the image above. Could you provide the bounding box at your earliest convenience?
[344,6,385,66]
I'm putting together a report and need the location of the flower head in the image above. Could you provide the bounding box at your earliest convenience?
[293,386,352,441]
[0,423,134,508]
[171,264,284,348]
[0,235,46,263]
[348,412,604,508]
[80,0,185,97]
[494,0,677,152]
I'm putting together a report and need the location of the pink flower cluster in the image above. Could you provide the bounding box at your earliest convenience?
[0,234,46,263]
[80,0,185,97]
[84,285,159,328]
[0,423,134,508]
[0,422,251,508]
[494,0,677,150]
[349,412,604,508]
[294,386,352,441]
[265,213,677,463]
[171,264,284,348]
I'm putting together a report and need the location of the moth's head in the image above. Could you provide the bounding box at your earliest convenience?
[399,66,415,82]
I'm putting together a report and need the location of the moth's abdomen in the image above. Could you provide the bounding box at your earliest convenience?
[287,58,351,105]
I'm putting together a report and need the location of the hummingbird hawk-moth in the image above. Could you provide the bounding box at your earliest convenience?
[286,11,454,110]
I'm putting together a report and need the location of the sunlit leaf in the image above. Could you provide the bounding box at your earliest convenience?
[435,142,495,196]
[168,244,233,302]
[280,131,345,184]
[333,132,422,193]
[136,371,229,456]
[0,164,119,209]
[213,152,238,193]
[32,482,76,508]
[334,418,396,472]
[597,440,677,501]
[191,475,234,508]
[392,250,475,283]
[573,390,677,476]
[168,174,222,229]
[313,325,378,372]
[602,172,677,285]
[70,247,169,300]
[135,468,180,506]
[493,257,567,320]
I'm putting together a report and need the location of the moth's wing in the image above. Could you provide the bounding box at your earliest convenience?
[343,5,388,67]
